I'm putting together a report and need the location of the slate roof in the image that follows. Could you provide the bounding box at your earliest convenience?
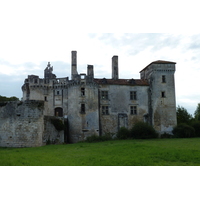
[94,78,149,86]
[140,60,176,73]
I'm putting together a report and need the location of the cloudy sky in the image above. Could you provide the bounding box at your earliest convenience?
[0,0,200,115]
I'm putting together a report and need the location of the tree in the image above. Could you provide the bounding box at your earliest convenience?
[194,103,200,121]
[176,105,193,125]
[0,95,19,102]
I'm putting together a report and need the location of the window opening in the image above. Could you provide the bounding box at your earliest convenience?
[130,91,137,100]
[130,106,137,115]
[161,91,166,98]
[101,91,108,100]
[102,106,109,115]
[81,104,85,114]
[162,75,166,83]
[81,88,85,96]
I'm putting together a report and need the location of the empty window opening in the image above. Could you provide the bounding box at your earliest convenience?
[162,75,166,83]
[80,74,86,79]
[161,92,166,98]
[81,88,85,96]
[101,91,108,100]
[81,104,85,114]
[44,96,47,101]
[130,91,137,100]
[57,91,60,95]
[54,107,63,117]
[102,106,109,115]
[131,106,137,115]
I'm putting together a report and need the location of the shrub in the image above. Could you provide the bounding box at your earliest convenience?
[160,133,174,139]
[50,118,65,131]
[116,127,131,139]
[130,122,158,139]
[85,134,112,143]
[191,121,200,137]
[172,123,195,138]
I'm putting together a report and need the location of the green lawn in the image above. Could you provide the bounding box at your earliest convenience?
[1,138,200,166]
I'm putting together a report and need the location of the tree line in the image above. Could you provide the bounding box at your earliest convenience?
[174,104,200,138]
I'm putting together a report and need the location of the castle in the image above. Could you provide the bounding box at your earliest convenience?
[0,51,177,147]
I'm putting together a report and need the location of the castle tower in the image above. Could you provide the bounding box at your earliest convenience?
[112,56,119,80]
[140,60,177,134]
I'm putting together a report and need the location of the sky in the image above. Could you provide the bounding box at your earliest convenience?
[1,0,200,116]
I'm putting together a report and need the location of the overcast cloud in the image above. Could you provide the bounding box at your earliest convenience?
[1,0,200,116]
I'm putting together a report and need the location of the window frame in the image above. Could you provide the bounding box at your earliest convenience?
[101,91,108,100]
[130,91,137,100]
[162,75,166,83]
[102,106,109,115]
[130,106,137,115]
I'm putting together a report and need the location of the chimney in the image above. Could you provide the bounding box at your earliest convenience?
[71,51,78,80]
[112,56,119,80]
[87,65,94,79]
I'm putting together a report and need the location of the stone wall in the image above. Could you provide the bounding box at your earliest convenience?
[0,101,64,147]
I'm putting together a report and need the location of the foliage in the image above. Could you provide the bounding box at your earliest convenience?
[50,118,65,131]
[2,138,200,166]
[172,123,195,138]
[116,127,131,139]
[160,133,174,139]
[176,105,193,125]
[191,121,200,137]
[0,95,19,102]
[85,134,112,143]
[194,103,200,121]
[130,122,158,139]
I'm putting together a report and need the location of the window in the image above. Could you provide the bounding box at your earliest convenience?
[130,91,137,100]
[130,106,137,115]
[81,88,85,96]
[57,91,60,95]
[44,96,47,101]
[102,106,109,115]
[81,104,85,114]
[101,91,108,100]
[162,75,166,83]
[161,91,166,98]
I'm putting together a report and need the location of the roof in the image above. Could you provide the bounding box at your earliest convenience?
[140,60,176,73]
[94,78,149,86]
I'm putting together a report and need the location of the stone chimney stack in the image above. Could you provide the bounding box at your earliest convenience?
[87,65,94,79]
[112,56,119,80]
[71,51,78,80]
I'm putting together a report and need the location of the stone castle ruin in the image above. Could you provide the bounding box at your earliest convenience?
[0,51,177,147]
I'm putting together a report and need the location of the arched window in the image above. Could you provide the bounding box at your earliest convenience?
[55,107,63,117]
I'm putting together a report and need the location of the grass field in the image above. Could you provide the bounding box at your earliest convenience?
[1,138,200,166]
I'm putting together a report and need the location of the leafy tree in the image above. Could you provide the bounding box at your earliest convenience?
[194,103,200,121]
[176,105,193,125]
[0,95,19,102]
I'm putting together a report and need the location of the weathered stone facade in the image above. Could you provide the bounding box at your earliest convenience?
[0,51,177,146]
[0,101,64,147]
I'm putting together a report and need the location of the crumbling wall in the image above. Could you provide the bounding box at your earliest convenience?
[0,101,44,147]
[0,101,65,147]
[43,116,64,144]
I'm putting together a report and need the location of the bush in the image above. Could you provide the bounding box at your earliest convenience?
[85,134,112,143]
[191,121,200,137]
[130,122,158,139]
[160,133,174,139]
[172,123,195,138]
[50,118,65,131]
[116,127,131,139]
